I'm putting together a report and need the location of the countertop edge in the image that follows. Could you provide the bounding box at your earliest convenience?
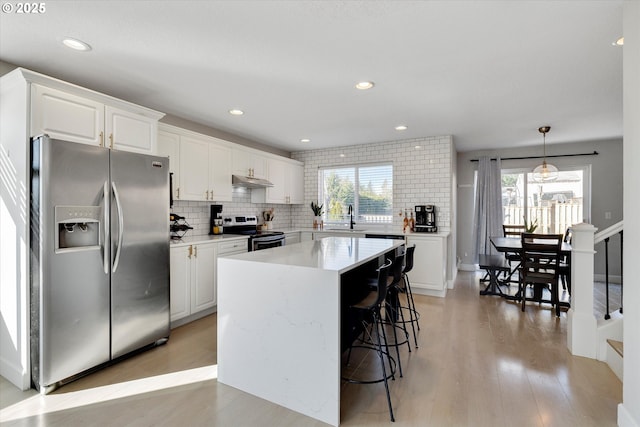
[170,234,249,247]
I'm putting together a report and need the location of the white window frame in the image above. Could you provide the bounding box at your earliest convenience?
[318,162,393,226]
[501,164,592,227]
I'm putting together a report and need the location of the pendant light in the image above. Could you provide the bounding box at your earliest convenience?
[532,126,558,182]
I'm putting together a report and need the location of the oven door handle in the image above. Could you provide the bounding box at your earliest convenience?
[251,234,285,251]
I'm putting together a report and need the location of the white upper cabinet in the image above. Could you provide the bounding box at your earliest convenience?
[287,163,304,204]
[105,105,157,153]
[157,127,181,200]
[252,157,304,204]
[232,147,267,179]
[31,84,105,146]
[30,82,162,154]
[170,125,233,202]
[264,157,287,204]
[179,134,211,201]
[209,141,232,201]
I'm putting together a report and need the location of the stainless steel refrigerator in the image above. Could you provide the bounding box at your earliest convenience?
[30,135,170,393]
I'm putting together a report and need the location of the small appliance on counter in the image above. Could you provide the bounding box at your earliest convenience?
[210,204,224,235]
[170,213,193,239]
[223,214,285,251]
[415,205,437,233]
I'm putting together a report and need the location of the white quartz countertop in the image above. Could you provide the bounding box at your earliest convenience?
[169,234,248,247]
[224,236,404,273]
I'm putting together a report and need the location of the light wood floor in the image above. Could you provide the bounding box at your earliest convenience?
[1,271,621,426]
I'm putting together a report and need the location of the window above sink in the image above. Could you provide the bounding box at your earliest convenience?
[318,163,393,228]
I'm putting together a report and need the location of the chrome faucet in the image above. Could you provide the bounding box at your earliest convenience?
[348,204,355,230]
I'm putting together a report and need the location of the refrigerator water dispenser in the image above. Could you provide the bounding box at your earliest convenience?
[55,206,102,252]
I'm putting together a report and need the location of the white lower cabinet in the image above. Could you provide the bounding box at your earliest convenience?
[170,238,248,326]
[405,234,448,297]
[284,231,301,245]
[170,242,217,324]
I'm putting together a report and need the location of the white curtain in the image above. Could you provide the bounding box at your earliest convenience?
[473,156,503,261]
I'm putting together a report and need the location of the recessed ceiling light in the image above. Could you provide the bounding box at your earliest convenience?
[339,153,346,158]
[300,138,311,143]
[395,125,408,131]
[614,36,624,46]
[355,81,374,90]
[62,37,91,51]
[229,109,244,115]
[414,145,422,149]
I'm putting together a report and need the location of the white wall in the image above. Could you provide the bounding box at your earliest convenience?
[620,2,639,426]
[291,136,454,232]
[456,138,623,273]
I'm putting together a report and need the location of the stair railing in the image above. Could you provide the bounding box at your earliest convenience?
[595,221,624,319]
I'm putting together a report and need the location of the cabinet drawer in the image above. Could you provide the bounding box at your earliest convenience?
[218,239,248,255]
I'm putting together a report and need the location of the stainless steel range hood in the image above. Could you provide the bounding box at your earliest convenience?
[232,174,274,188]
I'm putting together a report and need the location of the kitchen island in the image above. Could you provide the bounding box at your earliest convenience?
[217,236,405,426]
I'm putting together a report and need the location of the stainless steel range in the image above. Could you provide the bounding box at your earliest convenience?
[223,215,285,251]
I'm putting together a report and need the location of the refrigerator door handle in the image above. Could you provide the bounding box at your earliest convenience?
[103,180,110,274]
[112,181,124,273]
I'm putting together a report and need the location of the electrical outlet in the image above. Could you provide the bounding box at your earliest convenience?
[605,211,612,220]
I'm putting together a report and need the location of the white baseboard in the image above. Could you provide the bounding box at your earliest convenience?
[0,354,30,391]
[171,306,216,329]
[458,263,477,272]
[618,403,640,427]
[412,284,447,298]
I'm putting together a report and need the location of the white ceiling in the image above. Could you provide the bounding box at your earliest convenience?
[0,1,623,153]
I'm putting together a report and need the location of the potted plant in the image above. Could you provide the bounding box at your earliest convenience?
[524,217,538,233]
[310,201,324,229]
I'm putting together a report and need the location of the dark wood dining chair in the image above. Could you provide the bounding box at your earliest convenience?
[502,224,526,282]
[519,233,564,316]
[559,227,573,294]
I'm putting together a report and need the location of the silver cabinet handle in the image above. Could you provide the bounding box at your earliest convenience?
[194,246,198,258]
[112,181,124,273]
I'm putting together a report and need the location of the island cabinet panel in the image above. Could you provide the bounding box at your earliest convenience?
[406,234,448,297]
[217,237,405,426]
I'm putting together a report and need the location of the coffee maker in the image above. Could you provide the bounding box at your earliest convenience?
[415,205,437,233]
[209,204,224,235]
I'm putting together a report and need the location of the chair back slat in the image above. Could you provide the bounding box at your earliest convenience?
[520,233,563,274]
[503,224,526,238]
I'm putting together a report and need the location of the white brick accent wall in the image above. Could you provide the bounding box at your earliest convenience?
[291,136,453,231]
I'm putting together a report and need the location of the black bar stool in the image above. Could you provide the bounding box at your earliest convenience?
[398,245,420,347]
[342,259,396,422]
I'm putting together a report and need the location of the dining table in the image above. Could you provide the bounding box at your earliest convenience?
[488,236,572,305]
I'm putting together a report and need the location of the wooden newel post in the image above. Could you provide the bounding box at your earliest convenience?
[567,222,598,358]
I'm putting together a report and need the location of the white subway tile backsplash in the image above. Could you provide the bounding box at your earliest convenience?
[291,136,453,231]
